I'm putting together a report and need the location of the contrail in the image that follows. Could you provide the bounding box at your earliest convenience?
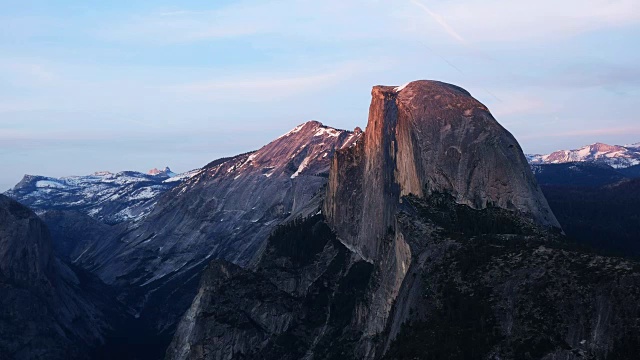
[409,0,466,44]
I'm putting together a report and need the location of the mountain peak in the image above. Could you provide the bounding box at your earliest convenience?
[277,120,324,138]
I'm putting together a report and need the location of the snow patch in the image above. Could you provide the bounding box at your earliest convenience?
[314,127,341,138]
[277,123,305,139]
[394,82,410,92]
[36,180,67,189]
[291,156,312,179]
[164,169,201,183]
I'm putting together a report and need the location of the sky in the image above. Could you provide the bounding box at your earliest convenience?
[1,0,640,191]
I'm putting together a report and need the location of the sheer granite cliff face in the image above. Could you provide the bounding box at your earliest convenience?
[324,81,559,262]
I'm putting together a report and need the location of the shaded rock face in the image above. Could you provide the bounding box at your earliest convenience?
[325,81,559,261]
[0,195,113,360]
[165,260,299,360]
[39,210,121,263]
[0,195,53,284]
[166,215,374,360]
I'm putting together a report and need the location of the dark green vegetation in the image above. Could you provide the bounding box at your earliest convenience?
[166,214,376,360]
[542,179,640,258]
[384,195,640,360]
[167,192,640,360]
[532,162,629,187]
[532,163,640,258]
[253,215,375,360]
[269,215,337,266]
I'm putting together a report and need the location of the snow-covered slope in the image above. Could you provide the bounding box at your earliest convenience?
[528,142,640,168]
[5,167,198,224]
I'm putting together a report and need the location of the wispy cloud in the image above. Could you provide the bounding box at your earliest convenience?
[409,0,466,43]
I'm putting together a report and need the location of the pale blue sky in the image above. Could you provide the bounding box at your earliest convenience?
[2,0,640,190]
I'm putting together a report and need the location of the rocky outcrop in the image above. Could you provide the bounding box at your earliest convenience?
[39,210,121,262]
[165,260,299,360]
[0,195,114,359]
[0,195,54,284]
[166,215,373,360]
[325,80,559,261]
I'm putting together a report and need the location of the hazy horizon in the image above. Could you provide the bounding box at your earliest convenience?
[2,0,639,191]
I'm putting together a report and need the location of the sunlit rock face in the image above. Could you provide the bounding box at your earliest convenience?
[324,80,559,261]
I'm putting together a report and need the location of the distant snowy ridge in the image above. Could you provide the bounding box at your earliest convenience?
[5,167,199,224]
[527,142,640,168]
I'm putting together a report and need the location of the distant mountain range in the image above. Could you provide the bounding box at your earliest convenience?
[5,167,199,224]
[527,142,640,168]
